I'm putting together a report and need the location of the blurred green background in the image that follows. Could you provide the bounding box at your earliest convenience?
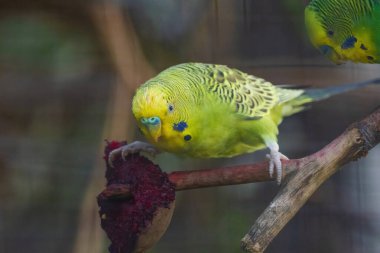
[0,0,379,252]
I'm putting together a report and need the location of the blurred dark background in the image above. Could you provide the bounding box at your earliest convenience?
[0,0,379,252]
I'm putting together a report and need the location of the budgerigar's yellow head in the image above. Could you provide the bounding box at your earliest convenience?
[305,6,345,64]
[132,80,191,144]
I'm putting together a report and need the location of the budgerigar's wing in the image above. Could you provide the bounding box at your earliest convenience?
[202,64,280,119]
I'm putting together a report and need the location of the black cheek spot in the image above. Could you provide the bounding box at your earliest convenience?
[360,44,368,50]
[367,56,374,61]
[184,135,192,141]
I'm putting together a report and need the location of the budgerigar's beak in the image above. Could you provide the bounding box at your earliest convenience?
[147,123,161,142]
[141,117,162,142]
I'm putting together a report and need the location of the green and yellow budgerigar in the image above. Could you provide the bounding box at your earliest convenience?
[109,63,379,183]
[305,0,380,64]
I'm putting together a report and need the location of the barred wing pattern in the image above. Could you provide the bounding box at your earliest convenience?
[203,64,278,119]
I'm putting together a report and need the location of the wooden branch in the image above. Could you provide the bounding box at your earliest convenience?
[100,154,281,198]
[169,161,273,190]
[241,107,380,253]
[99,161,273,197]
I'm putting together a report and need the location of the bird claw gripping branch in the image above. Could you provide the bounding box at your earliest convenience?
[108,141,160,167]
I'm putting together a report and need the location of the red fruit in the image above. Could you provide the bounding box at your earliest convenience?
[98,141,175,253]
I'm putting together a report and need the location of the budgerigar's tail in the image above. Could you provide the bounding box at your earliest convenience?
[281,77,380,116]
[301,77,380,102]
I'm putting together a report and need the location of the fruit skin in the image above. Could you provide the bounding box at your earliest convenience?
[134,202,175,253]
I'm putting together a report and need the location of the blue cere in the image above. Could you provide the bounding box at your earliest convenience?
[173,121,188,132]
[142,116,160,125]
[341,36,357,49]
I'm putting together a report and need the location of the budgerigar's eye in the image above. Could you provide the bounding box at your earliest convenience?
[168,104,174,112]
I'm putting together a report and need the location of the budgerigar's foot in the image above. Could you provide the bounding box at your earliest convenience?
[265,141,289,184]
[108,141,160,167]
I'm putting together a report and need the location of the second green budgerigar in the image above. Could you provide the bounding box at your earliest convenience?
[109,63,379,183]
[305,0,380,64]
